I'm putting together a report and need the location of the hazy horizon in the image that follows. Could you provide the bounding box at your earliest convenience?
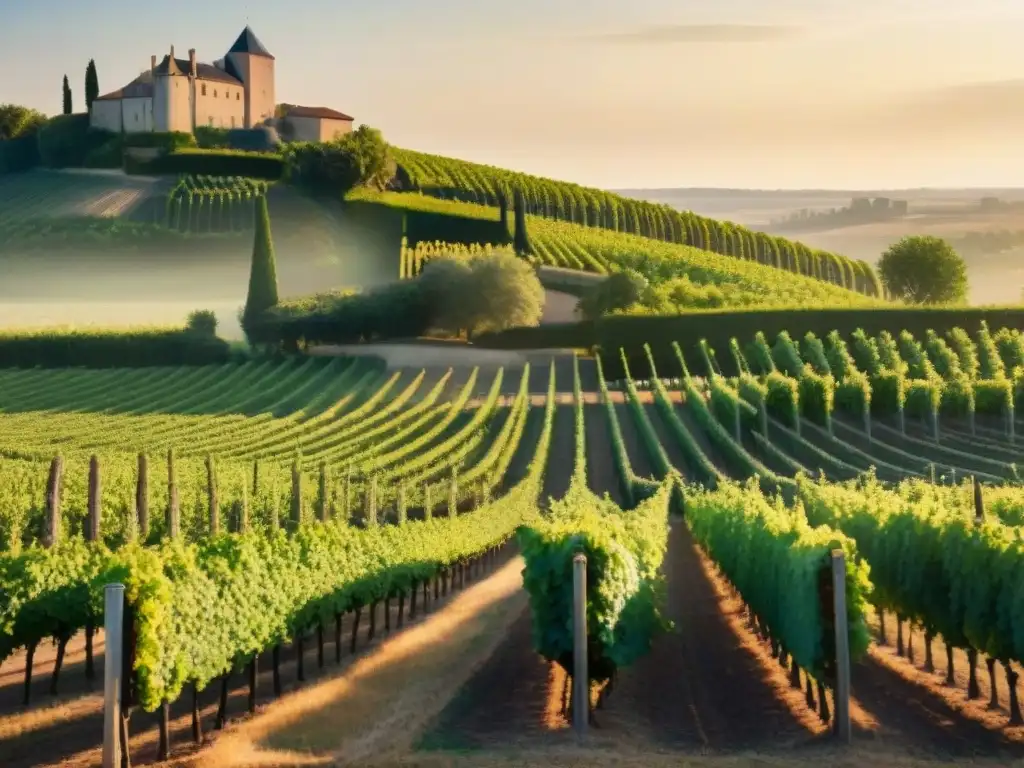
[6,0,1024,190]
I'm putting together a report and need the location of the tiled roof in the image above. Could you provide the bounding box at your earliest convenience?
[154,55,242,85]
[227,26,274,59]
[284,105,354,121]
[94,55,242,103]
[94,71,154,101]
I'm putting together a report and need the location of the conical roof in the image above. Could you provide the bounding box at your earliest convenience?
[227,26,274,59]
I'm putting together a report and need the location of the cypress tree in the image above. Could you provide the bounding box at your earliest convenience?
[513,189,532,256]
[85,60,99,113]
[242,194,280,329]
[62,75,72,115]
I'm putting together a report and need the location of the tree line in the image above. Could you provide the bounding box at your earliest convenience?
[61,59,99,116]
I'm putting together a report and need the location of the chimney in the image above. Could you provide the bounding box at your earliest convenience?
[150,55,156,75]
[188,49,196,77]
[170,45,175,59]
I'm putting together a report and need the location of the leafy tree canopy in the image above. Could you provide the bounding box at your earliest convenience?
[0,104,47,140]
[420,253,544,336]
[577,268,650,320]
[878,235,968,304]
[283,124,395,194]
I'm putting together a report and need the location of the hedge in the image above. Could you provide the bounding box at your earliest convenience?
[0,329,232,368]
[0,134,41,173]
[474,307,1024,380]
[404,209,510,247]
[125,148,284,179]
[122,131,197,151]
[36,114,113,169]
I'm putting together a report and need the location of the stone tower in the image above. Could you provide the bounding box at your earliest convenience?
[225,27,276,129]
[151,46,192,133]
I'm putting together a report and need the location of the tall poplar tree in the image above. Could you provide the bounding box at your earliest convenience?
[62,76,72,115]
[243,194,280,324]
[85,60,99,112]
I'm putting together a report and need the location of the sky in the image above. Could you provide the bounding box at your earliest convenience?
[5,0,1024,190]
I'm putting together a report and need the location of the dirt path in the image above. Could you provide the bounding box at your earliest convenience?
[597,522,817,751]
[541,405,575,506]
[643,402,690,482]
[613,402,655,481]
[186,550,526,768]
[500,407,545,493]
[584,404,626,506]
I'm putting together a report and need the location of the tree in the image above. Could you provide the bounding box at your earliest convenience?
[462,253,544,335]
[85,60,99,113]
[0,104,47,140]
[577,269,649,320]
[283,124,395,193]
[62,76,72,115]
[242,195,280,328]
[417,257,474,334]
[878,235,968,304]
[513,188,532,255]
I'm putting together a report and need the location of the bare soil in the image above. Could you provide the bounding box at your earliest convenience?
[584,404,625,506]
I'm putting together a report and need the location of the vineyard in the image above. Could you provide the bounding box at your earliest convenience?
[392,148,883,297]
[5,316,1024,765]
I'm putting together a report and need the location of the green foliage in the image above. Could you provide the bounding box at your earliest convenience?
[283,126,395,193]
[834,369,871,418]
[0,104,47,141]
[242,195,280,330]
[578,269,649,321]
[82,135,124,169]
[798,368,836,427]
[186,310,219,337]
[518,480,672,682]
[771,331,804,377]
[898,331,936,381]
[85,60,99,113]
[513,188,532,255]
[994,328,1024,372]
[824,330,856,379]
[745,331,775,375]
[478,308,1024,381]
[801,332,830,375]
[392,147,881,299]
[878,235,968,304]
[687,480,871,677]
[130,149,284,180]
[62,75,72,115]
[947,327,980,379]
[36,114,113,169]
[122,131,197,151]
[404,209,510,248]
[0,328,230,368]
[924,329,961,380]
[977,321,1006,380]
[765,371,799,428]
[849,328,882,376]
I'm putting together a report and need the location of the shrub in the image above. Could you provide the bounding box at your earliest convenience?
[283,125,395,193]
[186,310,218,337]
[36,114,113,168]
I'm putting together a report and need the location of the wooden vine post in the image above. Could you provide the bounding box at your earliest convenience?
[136,453,149,541]
[822,550,851,742]
[167,448,180,539]
[290,459,303,530]
[206,455,219,535]
[317,461,329,522]
[84,455,102,683]
[238,479,249,533]
[44,455,64,549]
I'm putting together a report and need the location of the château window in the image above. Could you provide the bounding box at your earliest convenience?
[201,83,206,96]
[236,93,240,100]
[214,89,218,97]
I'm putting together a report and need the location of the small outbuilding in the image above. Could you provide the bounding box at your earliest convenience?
[278,105,354,143]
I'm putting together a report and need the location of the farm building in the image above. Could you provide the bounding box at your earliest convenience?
[89,26,354,138]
